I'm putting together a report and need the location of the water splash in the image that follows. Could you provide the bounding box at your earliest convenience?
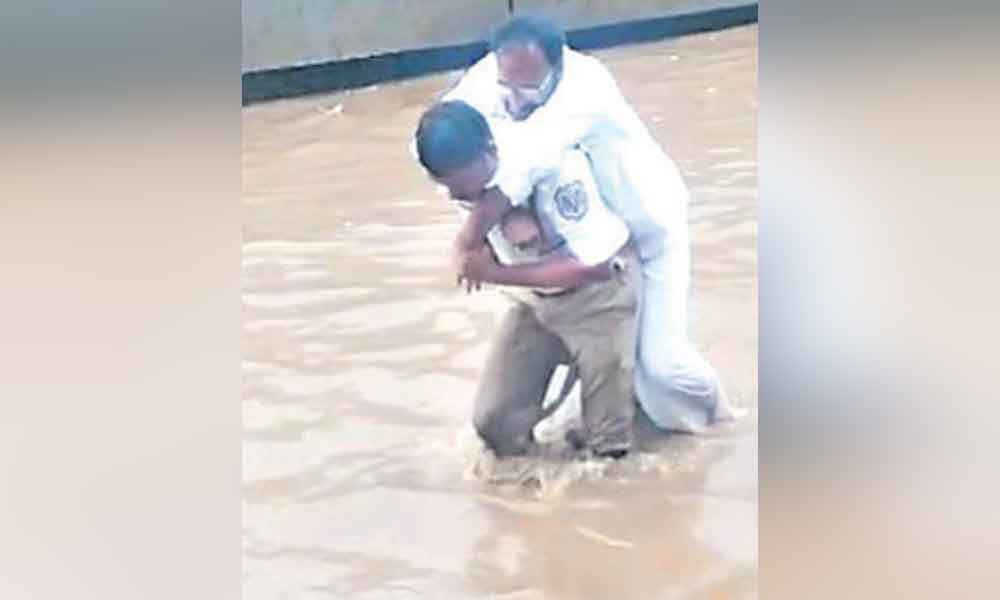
[453,427,687,499]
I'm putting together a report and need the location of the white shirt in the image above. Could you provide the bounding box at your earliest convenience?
[444,47,689,260]
[486,146,628,268]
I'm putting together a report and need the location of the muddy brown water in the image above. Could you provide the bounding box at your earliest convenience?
[243,25,757,600]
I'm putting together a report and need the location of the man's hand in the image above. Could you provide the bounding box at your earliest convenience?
[456,244,497,294]
[450,186,512,293]
[451,235,471,274]
[452,238,483,293]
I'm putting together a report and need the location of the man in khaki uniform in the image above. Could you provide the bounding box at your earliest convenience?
[414,100,640,458]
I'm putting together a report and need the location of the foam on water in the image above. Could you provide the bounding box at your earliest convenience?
[453,426,690,499]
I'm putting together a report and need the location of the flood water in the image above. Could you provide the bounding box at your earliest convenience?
[243,25,758,599]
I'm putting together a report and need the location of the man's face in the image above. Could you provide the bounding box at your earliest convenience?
[433,149,498,203]
[502,212,544,254]
[496,43,556,121]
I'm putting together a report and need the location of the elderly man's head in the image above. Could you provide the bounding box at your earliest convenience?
[490,15,565,121]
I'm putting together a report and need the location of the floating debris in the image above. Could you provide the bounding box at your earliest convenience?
[319,103,344,115]
[575,526,635,549]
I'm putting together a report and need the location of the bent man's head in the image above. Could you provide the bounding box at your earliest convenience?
[414,100,498,202]
[490,15,565,121]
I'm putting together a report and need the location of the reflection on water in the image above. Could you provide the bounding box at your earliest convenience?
[243,25,758,599]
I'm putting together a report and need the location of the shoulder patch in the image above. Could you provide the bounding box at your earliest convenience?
[554,181,588,221]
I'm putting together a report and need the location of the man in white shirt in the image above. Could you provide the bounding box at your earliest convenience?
[415,100,641,458]
[444,15,736,433]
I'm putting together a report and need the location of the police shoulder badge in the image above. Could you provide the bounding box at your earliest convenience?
[554,180,588,221]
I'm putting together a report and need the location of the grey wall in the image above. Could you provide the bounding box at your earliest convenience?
[242,0,510,72]
[515,0,728,30]
[242,0,752,73]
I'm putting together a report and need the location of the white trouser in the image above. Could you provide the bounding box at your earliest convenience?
[633,233,732,432]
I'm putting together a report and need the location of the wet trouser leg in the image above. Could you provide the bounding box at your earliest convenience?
[472,303,572,456]
[533,247,641,455]
[634,241,732,432]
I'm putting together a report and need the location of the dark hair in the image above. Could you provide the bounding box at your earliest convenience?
[414,101,493,178]
[490,14,565,69]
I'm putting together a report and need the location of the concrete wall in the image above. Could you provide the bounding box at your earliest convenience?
[242,0,753,74]
[515,0,738,30]
[243,0,510,72]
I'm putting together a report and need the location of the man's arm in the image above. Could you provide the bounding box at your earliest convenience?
[454,187,510,252]
[441,54,497,114]
[452,187,511,292]
[464,244,616,289]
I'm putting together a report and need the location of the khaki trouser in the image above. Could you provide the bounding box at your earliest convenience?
[472,247,641,456]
